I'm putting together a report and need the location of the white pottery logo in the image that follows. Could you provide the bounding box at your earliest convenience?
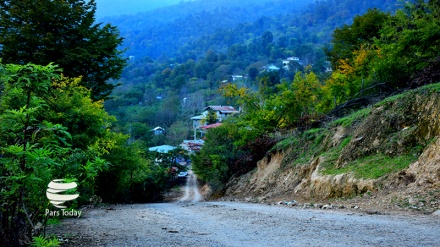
[46,179,79,209]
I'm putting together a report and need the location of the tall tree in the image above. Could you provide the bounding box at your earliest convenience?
[325,8,390,68]
[0,0,126,100]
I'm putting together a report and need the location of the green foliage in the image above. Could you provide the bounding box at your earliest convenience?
[323,153,418,179]
[192,124,241,189]
[325,1,440,95]
[204,111,219,125]
[0,63,127,245]
[97,134,168,203]
[272,128,327,166]
[330,108,371,127]
[0,0,126,100]
[31,236,60,247]
[222,69,323,138]
[325,8,390,68]
[371,1,440,88]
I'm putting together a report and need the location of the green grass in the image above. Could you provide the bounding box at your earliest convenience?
[319,135,351,167]
[331,108,371,127]
[376,82,440,107]
[323,153,418,179]
[272,128,329,167]
[420,82,440,92]
[272,135,300,151]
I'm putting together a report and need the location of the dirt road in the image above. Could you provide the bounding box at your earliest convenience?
[178,170,202,203]
[49,172,440,247]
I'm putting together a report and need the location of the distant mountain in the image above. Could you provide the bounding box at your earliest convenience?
[102,0,312,59]
[95,0,184,19]
[103,0,401,150]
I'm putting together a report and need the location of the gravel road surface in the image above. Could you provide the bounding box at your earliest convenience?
[49,172,440,247]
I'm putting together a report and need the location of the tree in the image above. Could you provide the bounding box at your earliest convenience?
[0,63,109,245]
[204,111,218,125]
[248,67,259,81]
[371,1,440,88]
[192,124,241,190]
[0,0,126,100]
[0,62,168,245]
[325,8,390,68]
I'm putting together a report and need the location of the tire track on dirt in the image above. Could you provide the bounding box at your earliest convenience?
[179,170,202,203]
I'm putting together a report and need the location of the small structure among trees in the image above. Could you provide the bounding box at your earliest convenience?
[190,105,239,140]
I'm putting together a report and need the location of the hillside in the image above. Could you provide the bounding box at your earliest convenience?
[104,0,401,148]
[223,83,440,214]
[101,0,311,59]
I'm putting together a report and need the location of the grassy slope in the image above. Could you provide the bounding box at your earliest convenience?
[273,82,440,179]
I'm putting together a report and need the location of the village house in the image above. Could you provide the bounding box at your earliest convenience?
[148,145,176,153]
[230,75,244,81]
[180,140,205,154]
[261,64,280,72]
[150,126,165,136]
[282,57,299,70]
[190,105,239,140]
[199,123,222,138]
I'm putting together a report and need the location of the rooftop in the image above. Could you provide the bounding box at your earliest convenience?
[199,123,223,130]
[148,145,176,154]
[204,105,239,113]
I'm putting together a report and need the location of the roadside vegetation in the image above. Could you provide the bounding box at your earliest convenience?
[0,1,173,245]
[194,0,440,193]
[1,0,439,245]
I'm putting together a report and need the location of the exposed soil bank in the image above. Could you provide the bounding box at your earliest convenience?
[224,85,440,215]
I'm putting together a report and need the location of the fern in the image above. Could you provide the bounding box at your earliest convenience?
[31,236,60,247]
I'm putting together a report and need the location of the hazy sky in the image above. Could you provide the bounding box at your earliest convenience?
[94,0,188,19]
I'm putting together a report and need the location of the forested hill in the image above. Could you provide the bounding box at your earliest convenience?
[101,0,310,59]
[102,0,398,60]
[104,0,401,146]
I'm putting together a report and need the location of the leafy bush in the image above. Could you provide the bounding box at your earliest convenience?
[0,63,154,245]
[31,236,60,247]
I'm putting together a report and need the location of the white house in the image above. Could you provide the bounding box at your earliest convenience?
[150,126,165,136]
[231,75,244,81]
[325,60,333,73]
[262,64,280,72]
[202,105,239,122]
[282,57,300,70]
[190,105,239,140]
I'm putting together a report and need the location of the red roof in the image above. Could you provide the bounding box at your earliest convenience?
[200,123,223,130]
[181,140,204,152]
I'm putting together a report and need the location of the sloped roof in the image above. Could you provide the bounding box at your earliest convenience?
[148,145,176,153]
[204,105,239,113]
[180,140,205,152]
[199,123,222,130]
[191,115,204,120]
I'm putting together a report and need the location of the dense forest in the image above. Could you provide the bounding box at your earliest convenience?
[1,0,439,245]
[104,0,400,148]
[191,0,440,190]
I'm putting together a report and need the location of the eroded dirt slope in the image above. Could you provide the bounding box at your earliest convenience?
[224,85,440,214]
